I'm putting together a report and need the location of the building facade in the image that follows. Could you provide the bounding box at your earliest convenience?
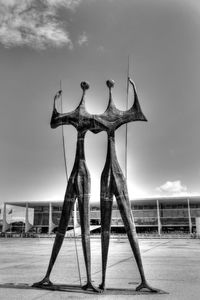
[2,196,200,235]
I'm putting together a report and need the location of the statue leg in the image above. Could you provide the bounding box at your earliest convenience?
[99,172,113,291]
[32,181,76,287]
[77,192,101,293]
[113,179,158,293]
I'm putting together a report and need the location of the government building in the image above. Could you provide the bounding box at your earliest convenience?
[1,196,200,236]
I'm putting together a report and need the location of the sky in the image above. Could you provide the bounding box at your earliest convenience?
[0,0,200,207]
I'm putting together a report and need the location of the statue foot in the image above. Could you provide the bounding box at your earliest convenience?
[99,282,106,292]
[82,281,102,293]
[136,281,159,293]
[32,277,53,288]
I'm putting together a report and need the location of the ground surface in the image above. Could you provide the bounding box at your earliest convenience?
[0,238,200,299]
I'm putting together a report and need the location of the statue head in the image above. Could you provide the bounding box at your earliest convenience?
[106,80,115,89]
[81,81,90,91]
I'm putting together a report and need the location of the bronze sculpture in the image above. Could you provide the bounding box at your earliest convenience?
[93,79,157,292]
[33,82,100,292]
[33,79,158,293]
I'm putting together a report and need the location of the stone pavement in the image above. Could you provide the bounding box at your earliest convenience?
[0,238,200,299]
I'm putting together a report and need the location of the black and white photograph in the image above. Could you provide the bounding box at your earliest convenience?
[0,0,200,299]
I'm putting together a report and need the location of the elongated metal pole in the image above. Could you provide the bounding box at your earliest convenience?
[59,80,82,285]
[60,80,69,182]
[125,56,130,182]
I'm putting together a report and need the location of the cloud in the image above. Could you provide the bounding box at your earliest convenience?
[0,0,81,49]
[156,180,188,196]
[46,0,81,10]
[97,45,106,53]
[77,31,88,46]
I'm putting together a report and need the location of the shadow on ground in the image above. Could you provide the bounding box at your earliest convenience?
[0,283,168,295]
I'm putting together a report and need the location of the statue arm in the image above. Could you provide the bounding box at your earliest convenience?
[127,78,147,122]
[50,90,72,128]
[112,79,147,130]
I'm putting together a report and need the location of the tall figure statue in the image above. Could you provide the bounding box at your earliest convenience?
[33,82,100,292]
[93,79,157,292]
[33,78,158,294]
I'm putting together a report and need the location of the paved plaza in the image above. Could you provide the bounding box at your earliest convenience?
[0,237,200,299]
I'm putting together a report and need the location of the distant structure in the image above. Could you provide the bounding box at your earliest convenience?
[2,196,200,235]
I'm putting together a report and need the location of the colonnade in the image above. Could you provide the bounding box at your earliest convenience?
[1,199,194,234]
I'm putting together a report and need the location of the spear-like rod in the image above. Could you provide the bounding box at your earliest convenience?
[60,80,69,182]
[125,56,130,182]
[59,80,82,285]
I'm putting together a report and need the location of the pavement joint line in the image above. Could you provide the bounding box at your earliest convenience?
[0,263,36,270]
[31,290,56,300]
[142,240,171,254]
[91,240,171,276]
[149,278,186,282]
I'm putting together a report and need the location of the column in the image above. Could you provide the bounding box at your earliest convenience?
[25,202,32,233]
[2,203,10,232]
[187,198,192,234]
[48,202,56,234]
[73,201,78,228]
[156,199,161,236]
[196,217,200,237]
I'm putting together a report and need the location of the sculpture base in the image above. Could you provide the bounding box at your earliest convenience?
[0,283,168,295]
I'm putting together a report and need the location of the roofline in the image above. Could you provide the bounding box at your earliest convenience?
[3,195,200,208]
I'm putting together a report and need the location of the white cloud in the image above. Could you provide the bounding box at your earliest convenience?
[156,180,188,195]
[77,31,88,46]
[97,45,106,54]
[46,0,81,10]
[0,0,81,49]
